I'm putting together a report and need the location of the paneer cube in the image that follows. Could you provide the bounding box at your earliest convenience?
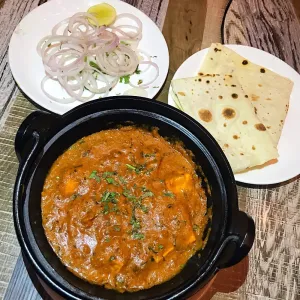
[166,174,192,194]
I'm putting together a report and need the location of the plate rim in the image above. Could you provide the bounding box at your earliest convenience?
[168,44,300,185]
[8,0,169,115]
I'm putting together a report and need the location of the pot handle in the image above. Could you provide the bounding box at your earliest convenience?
[15,111,58,162]
[217,211,255,268]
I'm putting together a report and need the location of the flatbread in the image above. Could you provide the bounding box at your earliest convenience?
[171,74,279,173]
[199,43,293,145]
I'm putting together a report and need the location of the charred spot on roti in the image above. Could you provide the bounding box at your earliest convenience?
[260,68,266,73]
[233,135,239,139]
[266,97,271,100]
[251,94,259,101]
[206,80,210,84]
[214,47,221,52]
[178,92,186,96]
[280,120,283,123]
[267,126,271,129]
[218,95,223,99]
[198,78,202,82]
[258,84,262,87]
[242,120,248,125]
[222,108,236,119]
[198,72,204,76]
[254,123,266,131]
[198,109,213,122]
[242,60,248,65]
[223,123,227,127]
[254,107,258,114]
[252,146,256,150]
[224,144,229,148]
[232,93,238,99]
[240,153,244,156]
[231,85,236,87]
[245,95,249,98]
[206,91,209,94]
[210,58,213,60]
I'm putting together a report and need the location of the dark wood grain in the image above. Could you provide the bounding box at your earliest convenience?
[292,0,300,22]
[162,0,206,73]
[223,0,300,73]
[0,0,47,116]
[4,255,51,300]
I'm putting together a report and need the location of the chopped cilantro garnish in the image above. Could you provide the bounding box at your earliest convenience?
[141,205,149,213]
[103,171,117,178]
[158,244,164,250]
[111,205,120,213]
[119,75,130,84]
[118,176,127,184]
[101,191,110,202]
[103,203,109,215]
[126,164,136,171]
[70,193,79,200]
[163,191,174,198]
[135,67,141,74]
[141,191,154,199]
[101,191,118,204]
[106,177,117,185]
[104,237,110,243]
[89,61,100,70]
[109,256,116,261]
[193,224,200,231]
[89,170,101,182]
[148,246,158,253]
[132,232,144,240]
[138,79,143,85]
[126,164,145,174]
[114,225,121,232]
[143,153,156,158]
[120,41,129,46]
[130,215,141,230]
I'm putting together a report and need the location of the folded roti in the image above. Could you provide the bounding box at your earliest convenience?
[199,43,293,145]
[171,74,279,173]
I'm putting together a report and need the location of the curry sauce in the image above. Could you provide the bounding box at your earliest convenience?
[41,126,209,292]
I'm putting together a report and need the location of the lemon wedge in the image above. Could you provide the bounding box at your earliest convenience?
[87,3,117,26]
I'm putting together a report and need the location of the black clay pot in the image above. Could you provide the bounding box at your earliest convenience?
[13,96,255,300]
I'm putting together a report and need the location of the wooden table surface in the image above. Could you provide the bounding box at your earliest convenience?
[1,0,300,299]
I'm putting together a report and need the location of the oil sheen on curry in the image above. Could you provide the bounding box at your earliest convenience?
[42,126,209,292]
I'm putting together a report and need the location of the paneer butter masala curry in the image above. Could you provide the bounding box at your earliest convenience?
[42,126,210,292]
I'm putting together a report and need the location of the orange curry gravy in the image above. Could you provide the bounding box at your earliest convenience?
[42,126,209,292]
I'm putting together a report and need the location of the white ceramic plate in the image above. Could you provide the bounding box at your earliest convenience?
[168,45,300,185]
[9,0,169,115]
